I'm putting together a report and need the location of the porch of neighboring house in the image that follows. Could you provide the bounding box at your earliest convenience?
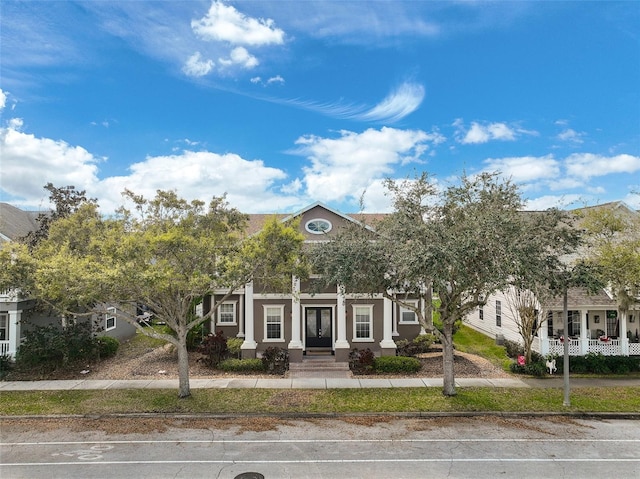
[534,308,640,357]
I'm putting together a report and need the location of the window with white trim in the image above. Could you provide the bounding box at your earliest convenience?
[305,218,332,235]
[353,305,374,341]
[495,300,501,327]
[105,307,116,331]
[217,302,237,325]
[0,312,8,341]
[399,301,419,324]
[264,305,285,341]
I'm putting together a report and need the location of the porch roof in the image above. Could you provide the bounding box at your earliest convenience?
[543,287,617,309]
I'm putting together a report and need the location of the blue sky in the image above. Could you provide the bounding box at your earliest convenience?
[1,1,639,214]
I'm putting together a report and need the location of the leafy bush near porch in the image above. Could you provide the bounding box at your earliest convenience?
[396,334,437,357]
[374,356,422,373]
[218,358,264,372]
[262,347,289,375]
[554,353,640,375]
[349,348,375,374]
[96,336,119,358]
[509,360,547,377]
[503,339,544,363]
[0,354,13,380]
[15,322,101,372]
[197,330,228,367]
[226,337,244,359]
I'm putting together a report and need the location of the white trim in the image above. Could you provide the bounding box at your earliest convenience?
[0,312,8,341]
[305,218,333,235]
[254,292,384,300]
[216,301,238,326]
[399,300,419,324]
[105,307,117,332]
[263,304,285,342]
[352,304,374,342]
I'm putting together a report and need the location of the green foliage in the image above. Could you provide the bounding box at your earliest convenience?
[96,336,119,358]
[218,358,264,372]
[554,353,640,375]
[226,337,243,359]
[186,322,205,351]
[509,360,547,377]
[454,325,512,371]
[261,347,289,375]
[396,334,436,357]
[504,339,524,358]
[15,322,99,371]
[374,356,422,373]
[349,348,375,374]
[0,354,13,380]
[197,330,228,367]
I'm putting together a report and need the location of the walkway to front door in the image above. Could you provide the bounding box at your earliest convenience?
[305,307,332,349]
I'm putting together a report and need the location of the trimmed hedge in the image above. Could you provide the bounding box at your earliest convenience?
[218,358,264,372]
[374,356,422,373]
[510,353,640,377]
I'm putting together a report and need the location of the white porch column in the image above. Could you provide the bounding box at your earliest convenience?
[392,297,399,337]
[288,277,303,358]
[580,310,589,355]
[619,310,629,355]
[538,312,549,356]
[241,281,257,357]
[237,291,245,338]
[8,310,22,358]
[334,285,350,361]
[379,294,396,353]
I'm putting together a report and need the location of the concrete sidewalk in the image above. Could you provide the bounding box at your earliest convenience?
[2,376,639,391]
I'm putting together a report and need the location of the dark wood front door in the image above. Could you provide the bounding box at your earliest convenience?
[305,307,332,348]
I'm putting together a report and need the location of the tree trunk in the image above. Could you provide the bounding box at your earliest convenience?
[176,338,191,399]
[442,320,456,397]
[524,336,533,364]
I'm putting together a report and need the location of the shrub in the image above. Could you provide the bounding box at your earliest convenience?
[227,337,244,359]
[396,334,436,357]
[503,339,524,359]
[0,354,13,380]
[262,347,289,375]
[15,322,99,371]
[186,322,205,351]
[219,358,264,372]
[374,356,422,373]
[349,348,375,374]
[197,330,228,367]
[97,336,119,359]
[509,360,546,377]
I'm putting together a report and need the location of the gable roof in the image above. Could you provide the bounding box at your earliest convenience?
[246,202,387,236]
[0,203,42,242]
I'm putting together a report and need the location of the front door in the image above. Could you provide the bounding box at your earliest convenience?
[305,307,332,348]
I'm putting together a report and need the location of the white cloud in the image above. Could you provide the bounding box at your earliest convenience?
[293,127,432,203]
[219,46,259,69]
[267,75,285,85]
[183,52,214,77]
[99,150,292,213]
[0,89,6,110]
[284,81,426,123]
[483,155,560,182]
[557,128,585,144]
[250,76,262,84]
[192,1,285,46]
[565,153,640,179]
[357,83,425,123]
[456,120,518,144]
[523,195,584,211]
[0,123,101,206]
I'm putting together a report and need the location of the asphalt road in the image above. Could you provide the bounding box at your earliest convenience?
[1,416,639,478]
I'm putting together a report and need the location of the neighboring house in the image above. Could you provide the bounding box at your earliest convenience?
[0,203,136,358]
[202,202,422,362]
[466,202,640,357]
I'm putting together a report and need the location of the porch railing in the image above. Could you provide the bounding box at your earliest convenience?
[0,341,10,356]
[547,338,621,356]
[630,342,640,356]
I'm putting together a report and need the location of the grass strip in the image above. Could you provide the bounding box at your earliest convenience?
[1,387,639,416]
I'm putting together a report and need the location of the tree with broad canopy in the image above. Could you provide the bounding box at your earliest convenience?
[312,172,580,396]
[1,189,307,398]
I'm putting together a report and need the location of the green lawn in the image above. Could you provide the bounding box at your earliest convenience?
[1,387,639,416]
[454,325,512,371]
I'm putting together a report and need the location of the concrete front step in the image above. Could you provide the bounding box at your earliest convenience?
[287,358,353,378]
